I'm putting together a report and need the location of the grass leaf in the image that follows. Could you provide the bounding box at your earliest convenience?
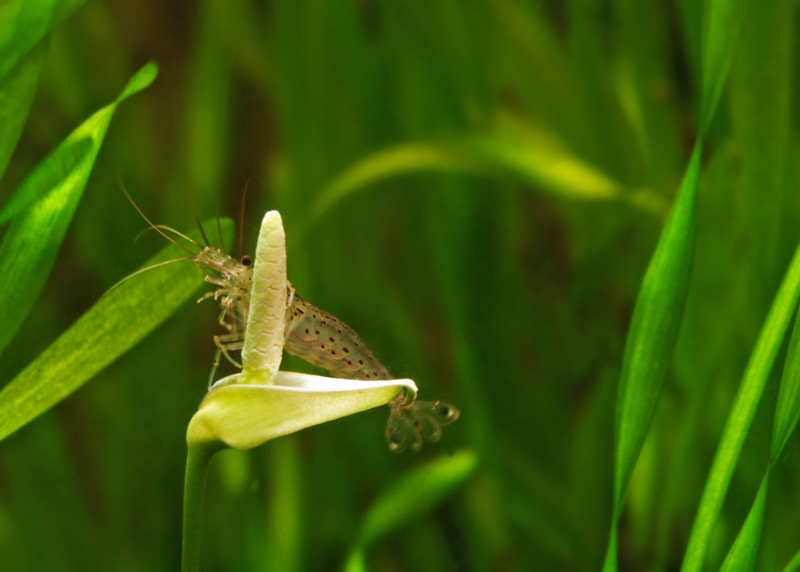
[783,549,800,572]
[681,243,800,572]
[602,142,701,571]
[700,0,748,132]
[305,132,663,234]
[0,0,58,85]
[343,450,477,568]
[0,63,158,355]
[718,473,769,572]
[0,218,233,441]
[0,45,47,183]
[613,144,700,510]
[0,0,60,180]
[771,294,800,460]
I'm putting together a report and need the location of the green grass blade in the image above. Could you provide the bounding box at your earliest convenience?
[304,133,664,234]
[700,0,748,132]
[0,0,60,180]
[771,300,800,460]
[613,144,700,509]
[680,242,800,572]
[0,62,158,224]
[0,45,46,183]
[721,242,800,572]
[0,218,233,441]
[0,0,58,85]
[603,142,701,572]
[783,549,800,572]
[0,63,158,355]
[343,450,478,570]
[718,472,769,572]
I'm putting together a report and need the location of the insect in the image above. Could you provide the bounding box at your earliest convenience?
[122,191,459,452]
[284,289,460,452]
[116,189,255,384]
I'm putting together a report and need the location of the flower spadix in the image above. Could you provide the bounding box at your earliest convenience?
[186,210,416,450]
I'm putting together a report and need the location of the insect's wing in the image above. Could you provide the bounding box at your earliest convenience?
[385,406,408,453]
[283,335,366,378]
[414,400,460,427]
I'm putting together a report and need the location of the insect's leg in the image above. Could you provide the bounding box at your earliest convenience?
[217,305,233,332]
[214,333,244,368]
[220,340,244,368]
[197,290,215,303]
[208,348,222,388]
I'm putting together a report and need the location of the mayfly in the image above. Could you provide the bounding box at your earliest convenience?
[121,191,460,452]
[283,289,460,453]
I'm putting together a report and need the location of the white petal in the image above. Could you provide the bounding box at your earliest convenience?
[187,372,418,450]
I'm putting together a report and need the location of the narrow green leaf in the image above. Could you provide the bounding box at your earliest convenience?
[306,143,484,228]
[0,62,159,224]
[0,0,61,181]
[0,0,58,85]
[771,302,800,460]
[602,142,701,572]
[0,219,233,441]
[719,472,769,572]
[305,134,663,234]
[0,44,46,182]
[0,63,158,355]
[681,242,800,572]
[342,549,367,572]
[349,450,477,554]
[613,143,700,510]
[783,549,800,572]
[700,0,749,132]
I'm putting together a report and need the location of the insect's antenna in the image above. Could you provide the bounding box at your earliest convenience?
[120,181,198,258]
[215,201,227,254]
[194,213,212,248]
[236,180,249,258]
[134,225,204,249]
[100,256,193,300]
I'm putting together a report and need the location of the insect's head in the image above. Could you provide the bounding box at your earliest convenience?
[193,247,253,283]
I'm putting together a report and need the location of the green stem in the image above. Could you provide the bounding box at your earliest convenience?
[182,442,222,572]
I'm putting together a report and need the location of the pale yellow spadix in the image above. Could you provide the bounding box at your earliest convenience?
[241,210,287,384]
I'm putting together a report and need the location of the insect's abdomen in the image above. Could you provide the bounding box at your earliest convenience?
[284,296,390,381]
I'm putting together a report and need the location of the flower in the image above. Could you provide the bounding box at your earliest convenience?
[186,210,417,451]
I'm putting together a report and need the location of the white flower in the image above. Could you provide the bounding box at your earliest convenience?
[186,210,417,450]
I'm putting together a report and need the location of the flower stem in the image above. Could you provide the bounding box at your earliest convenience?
[182,442,222,572]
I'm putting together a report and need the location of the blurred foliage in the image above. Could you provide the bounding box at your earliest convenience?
[2,0,800,571]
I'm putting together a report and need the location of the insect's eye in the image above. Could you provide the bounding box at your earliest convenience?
[241,255,252,267]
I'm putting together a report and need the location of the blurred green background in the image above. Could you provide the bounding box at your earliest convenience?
[2,0,800,570]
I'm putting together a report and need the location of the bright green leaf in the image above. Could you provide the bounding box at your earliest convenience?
[771,302,800,460]
[0,0,60,181]
[350,450,477,555]
[602,142,701,572]
[305,128,665,233]
[681,242,800,572]
[0,218,233,441]
[613,144,700,509]
[0,44,46,183]
[783,549,800,572]
[700,0,749,132]
[0,0,57,86]
[719,472,768,572]
[0,63,158,355]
